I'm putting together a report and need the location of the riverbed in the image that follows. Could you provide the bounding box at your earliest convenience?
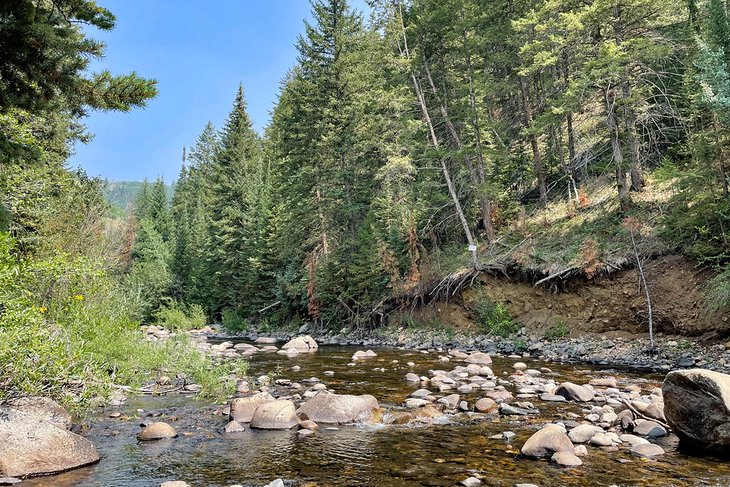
[21,344,730,486]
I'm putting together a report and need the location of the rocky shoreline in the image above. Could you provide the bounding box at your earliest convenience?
[219,324,730,375]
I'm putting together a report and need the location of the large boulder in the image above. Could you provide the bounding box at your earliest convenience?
[0,407,100,477]
[520,424,574,458]
[297,392,379,424]
[555,382,594,402]
[5,397,72,430]
[663,369,730,454]
[229,392,275,423]
[281,335,318,352]
[250,400,298,429]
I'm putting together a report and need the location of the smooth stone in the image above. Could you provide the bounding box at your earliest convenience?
[631,443,665,458]
[520,424,574,458]
[296,392,379,424]
[0,408,100,477]
[466,352,492,365]
[4,397,72,430]
[461,477,483,486]
[568,424,600,444]
[224,421,245,433]
[555,382,594,402]
[229,392,275,423]
[160,482,190,487]
[405,373,421,382]
[475,398,498,413]
[551,451,583,467]
[281,335,318,352]
[633,420,667,437]
[589,433,613,447]
[620,434,650,447]
[137,422,177,441]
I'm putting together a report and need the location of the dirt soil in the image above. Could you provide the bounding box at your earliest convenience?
[430,255,727,338]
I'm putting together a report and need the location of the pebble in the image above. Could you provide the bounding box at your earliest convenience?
[461,477,483,486]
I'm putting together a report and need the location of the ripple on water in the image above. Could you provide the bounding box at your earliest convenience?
[18,345,730,487]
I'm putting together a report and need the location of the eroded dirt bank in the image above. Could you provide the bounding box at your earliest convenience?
[446,255,726,338]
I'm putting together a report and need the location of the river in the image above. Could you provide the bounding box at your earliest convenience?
[21,344,730,486]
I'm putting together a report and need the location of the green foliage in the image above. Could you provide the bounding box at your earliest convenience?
[153,303,206,331]
[705,267,730,316]
[0,233,239,409]
[473,294,518,337]
[544,320,569,340]
[222,308,249,332]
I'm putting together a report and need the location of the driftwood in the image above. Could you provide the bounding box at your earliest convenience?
[533,266,580,287]
[620,398,671,430]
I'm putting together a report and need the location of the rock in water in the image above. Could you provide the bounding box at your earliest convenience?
[551,451,583,467]
[250,400,298,429]
[520,424,574,458]
[137,422,177,441]
[663,368,730,454]
[0,407,100,477]
[296,392,379,424]
[555,382,594,402]
[631,443,665,458]
[229,392,275,423]
[5,397,72,430]
[465,352,492,365]
[281,335,318,352]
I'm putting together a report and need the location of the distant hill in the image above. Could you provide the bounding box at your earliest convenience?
[103,180,173,212]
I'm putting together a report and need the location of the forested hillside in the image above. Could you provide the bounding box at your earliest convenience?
[103,180,172,212]
[130,0,729,332]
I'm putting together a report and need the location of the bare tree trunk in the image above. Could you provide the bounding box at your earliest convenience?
[396,8,477,265]
[629,226,654,349]
[605,87,632,211]
[622,84,644,191]
[519,76,547,206]
[460,16,496,244]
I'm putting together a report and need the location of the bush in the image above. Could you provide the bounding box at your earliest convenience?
[473,294,519,337]
[0,233,244,411]
[154,302,206,331]
[222,308,249,331]
[544,320,569,340]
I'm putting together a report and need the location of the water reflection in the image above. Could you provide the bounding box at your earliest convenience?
[19,345,730,487]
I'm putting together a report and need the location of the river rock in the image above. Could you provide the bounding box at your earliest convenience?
[555,382,594,402]
[620,434,649,447]
[297,392,379,424]
[460,477,482,486]
[4,397,72,430]
[631,443,665,458]
[438,394,460,409]
[405,373,420,382]
[589,433,613,447]
[0,407,100,477]
[254,337,277,344]
[224,420,245,433]
[281,335,318,352]
[475,397,498,413]
[250,400,298,429]
[568,424,601,444]
[405,398,429,408]
[160,482,190,487]
[520,424,574,458]
[589,377,617,388]
[551,451,583,467]
[352,350,377,360]
[229,392,275,423]
[465,352,492,365]
[633,420,667,437]
[137,422,177,441]
[644,402,666,422]
[663,369,730,453]
[264,480,285,487]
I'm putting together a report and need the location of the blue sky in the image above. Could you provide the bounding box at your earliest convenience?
[70,0,369,182]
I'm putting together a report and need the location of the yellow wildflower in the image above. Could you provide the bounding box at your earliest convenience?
[73,294,84,301]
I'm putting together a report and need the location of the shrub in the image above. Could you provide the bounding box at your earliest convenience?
[0,233,243,411]
[544,320,569,340]
[473,294,519,337]
[222,308,249,331]
[154,302,206,331]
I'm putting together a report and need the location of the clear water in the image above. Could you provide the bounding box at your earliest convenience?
[21,345,730,486]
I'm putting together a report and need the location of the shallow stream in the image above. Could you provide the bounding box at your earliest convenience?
[21,345,730,486]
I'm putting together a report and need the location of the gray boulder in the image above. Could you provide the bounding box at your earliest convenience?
[281,335,318,352]
[663,368,730,454]
[555,382,594,402]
